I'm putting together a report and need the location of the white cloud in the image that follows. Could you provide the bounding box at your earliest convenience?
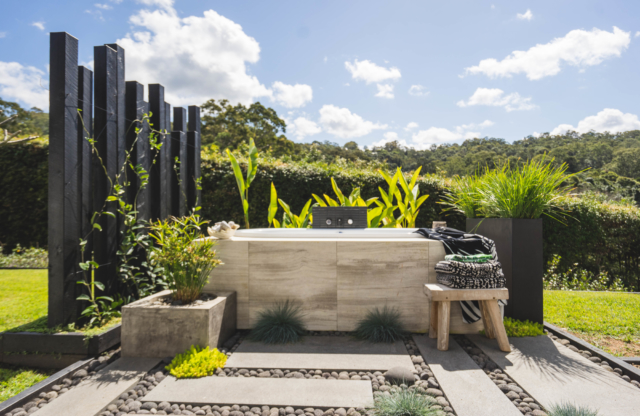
[411,120,493,148]
[31,22,45,31]
[636,31,640,38]
[408,84,429,96]
[0,62,49,110]
[116,5,271,106]
[375,84,394,99]
[95,3,112,10]
[457,87,537,111]
[370,132,411,149]
[0,32,6,39]
[516,9,533,21]
[271,82,312,108]
[404,122,418,131]
[136,0,174,9]
[319,105,387,139]
[465,27,630,80]
[287,116,322,140]
[344,59,401,84]
[550,108,640,135]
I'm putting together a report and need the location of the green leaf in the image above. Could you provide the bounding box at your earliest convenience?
[268,182,278,226]
[331,178,345,205]
[93,223,102,231]
[246,137,259,187]
[77,294,92,301]
[93,281,105,291]
[312,194,327,207]
[227,149,246,195]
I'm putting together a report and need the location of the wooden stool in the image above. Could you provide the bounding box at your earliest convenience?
[423,283,511,352]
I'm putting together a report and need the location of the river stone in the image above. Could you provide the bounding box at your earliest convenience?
[384,366,415,386]
[73,369,88,379]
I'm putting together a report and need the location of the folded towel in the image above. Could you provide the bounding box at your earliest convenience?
[436,273,506,289]
[444,254,493,263]
[435,260,503,279]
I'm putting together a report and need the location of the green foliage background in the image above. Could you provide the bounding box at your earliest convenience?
[2,143,640,290]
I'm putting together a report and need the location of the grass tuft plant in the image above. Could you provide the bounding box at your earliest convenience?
[165,345,227,378]
[444,157,579,222]
[249,300,306,344]
[547,402,599,416]
[370,390,439,416]
[354,306,407,343]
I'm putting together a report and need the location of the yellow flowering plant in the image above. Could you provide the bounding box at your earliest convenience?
[165,345,227,378]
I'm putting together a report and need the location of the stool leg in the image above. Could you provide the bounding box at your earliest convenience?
[429,301,438,339]
[480,300,496,339]
[437,301,450,351]
[486,300,510,352]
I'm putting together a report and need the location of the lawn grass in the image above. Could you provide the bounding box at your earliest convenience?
[544,290,640,357]
[0,365,54,403]
[0,269,47,332]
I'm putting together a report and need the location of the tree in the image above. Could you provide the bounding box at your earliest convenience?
[200,99,293,156]
[0,98,45,145]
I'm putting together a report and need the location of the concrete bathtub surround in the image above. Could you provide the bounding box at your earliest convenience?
[205,228,485,334]
[121,290,237,357]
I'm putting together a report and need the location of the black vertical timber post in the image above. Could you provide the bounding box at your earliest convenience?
[48,32,80,326]
[163,102,172,219]
[105,44,126,187]
[78,66,93,288]
[173,107,187,216]
[125,82,148,217]
[93,45,119,295]
[187,105,202,210]
[148,84,165,220]
[170,131,185,216]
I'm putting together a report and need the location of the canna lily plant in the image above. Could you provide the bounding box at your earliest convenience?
[268,182,313,228]
[227,137,258,228]
[374,167,429,228]
[312,178,379,227]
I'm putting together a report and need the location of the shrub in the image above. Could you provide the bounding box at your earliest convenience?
[0,245,47,268]
[354,306,407,343]
[503,317,544,337]
[371,390,439,416]
[547,402,599,416]
[249,300,306,344]
[149,214,221,303]
[165,345,227,378]
[544,254,626,291]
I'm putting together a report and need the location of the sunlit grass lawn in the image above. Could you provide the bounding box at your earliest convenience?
[0,269,47,332]
[0,269,50,403]
[544,290,640,356]
[0,366,53,403]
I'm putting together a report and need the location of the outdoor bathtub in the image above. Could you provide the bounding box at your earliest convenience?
[204,228,485,334]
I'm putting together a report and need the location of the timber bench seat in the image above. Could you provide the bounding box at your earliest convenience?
[424,283,511,352]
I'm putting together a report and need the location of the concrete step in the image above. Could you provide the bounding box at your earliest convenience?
[143,376,374,408]
[470,334,640,416]
[226,336,413,371]
[413,335,522,416]
[33,357,160,416]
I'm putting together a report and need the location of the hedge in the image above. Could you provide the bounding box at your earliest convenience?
[2,143,640,291]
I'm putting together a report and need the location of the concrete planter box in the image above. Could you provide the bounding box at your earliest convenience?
[121,290,237,357]
[467,218,543,324]
[0,324,121,369]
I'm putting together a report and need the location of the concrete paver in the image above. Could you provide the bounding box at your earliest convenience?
[143,377,374,408]
[34,357,160,416]
[226,336,413,370]
[470,334,640,416]
[413,335,522,416]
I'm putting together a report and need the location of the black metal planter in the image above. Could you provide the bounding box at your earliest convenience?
[466,218,544,324]
[0,324,121,369]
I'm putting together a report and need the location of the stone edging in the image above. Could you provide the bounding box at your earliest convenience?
[544,322,640,385]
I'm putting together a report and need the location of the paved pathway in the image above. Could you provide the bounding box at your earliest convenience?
[144,377,374,408]
[34,357,160,416]
[413,335,522,416]
[226,336,413,371]
[470,334,640,416]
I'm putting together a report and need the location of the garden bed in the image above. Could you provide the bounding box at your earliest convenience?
[0,324,121,369]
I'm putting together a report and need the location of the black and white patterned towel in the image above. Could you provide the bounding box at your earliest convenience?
[415,227,506,324]
[436,273,506,289]
[434,260,503,279]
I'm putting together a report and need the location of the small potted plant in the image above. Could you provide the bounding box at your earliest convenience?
[121,214,237,357]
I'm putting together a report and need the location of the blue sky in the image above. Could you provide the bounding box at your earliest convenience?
[2,0,640,148]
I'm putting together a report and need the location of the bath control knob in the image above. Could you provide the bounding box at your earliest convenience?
[347,219,353,225]
[326,218,332,225]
